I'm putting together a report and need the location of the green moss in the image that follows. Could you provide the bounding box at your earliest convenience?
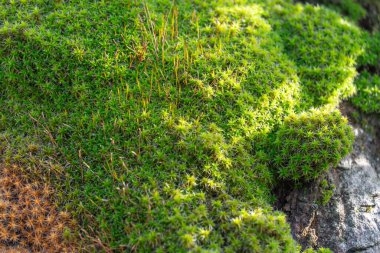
[352,71,380,113]
[266,1,363,108]
[273,110,354,181]
[299,0,380,113]
[297,0,366,23]
[305,0,380,31]
[0,0,364,251]
[355,28,380,114]
[318,179,336,206]
[353,30,380,114]
[304,247,333,253]
[338,0,366,22]
[358,32,380,70]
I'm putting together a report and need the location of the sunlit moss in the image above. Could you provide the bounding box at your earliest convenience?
[273,110,354,181]
[0,0,364,251]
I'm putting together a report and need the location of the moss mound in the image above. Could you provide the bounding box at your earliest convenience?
[0,0,363,251]
[273,110,354,181]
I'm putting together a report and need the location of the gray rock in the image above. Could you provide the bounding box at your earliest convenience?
[282,110,380,253]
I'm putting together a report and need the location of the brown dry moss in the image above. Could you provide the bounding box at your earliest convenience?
[0,165,77,253]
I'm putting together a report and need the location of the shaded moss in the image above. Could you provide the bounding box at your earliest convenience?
[352,71,380,113]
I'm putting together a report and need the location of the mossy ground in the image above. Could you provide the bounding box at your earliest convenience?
[0,0,370,251]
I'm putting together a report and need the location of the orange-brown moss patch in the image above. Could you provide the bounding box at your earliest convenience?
[0,165,76,252]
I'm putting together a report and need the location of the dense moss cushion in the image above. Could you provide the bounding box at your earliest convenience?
[0,0,362,251]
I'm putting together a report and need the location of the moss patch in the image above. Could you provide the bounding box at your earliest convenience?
[0,165,77,252]
[0,0,364,251]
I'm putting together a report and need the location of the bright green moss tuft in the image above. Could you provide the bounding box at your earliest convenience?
[304,247,333,253]
[223,209,299,253]
[319,179,336,206]
[273,110,354,181]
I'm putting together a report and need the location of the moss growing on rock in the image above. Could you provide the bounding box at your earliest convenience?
[0,0,364,251]
[273,110,354,181]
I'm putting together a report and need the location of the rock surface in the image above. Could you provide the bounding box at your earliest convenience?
[281,106,380,253]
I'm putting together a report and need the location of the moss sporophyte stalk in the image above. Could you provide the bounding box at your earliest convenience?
[0,0,370,251]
